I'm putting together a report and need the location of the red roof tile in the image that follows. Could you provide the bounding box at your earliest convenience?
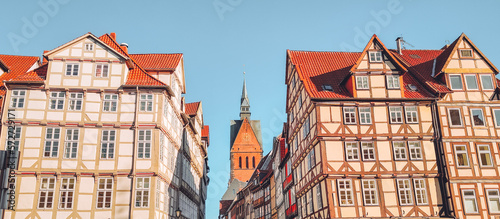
[10,64,47,82]
[202,125,209,145]
[185,102,200,116]
[130,54,182,71]
[0,55,39,95]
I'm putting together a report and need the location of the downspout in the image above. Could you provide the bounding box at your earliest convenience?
[129,86,140,217]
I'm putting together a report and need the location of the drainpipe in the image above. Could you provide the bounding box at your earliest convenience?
[129,86,140,217]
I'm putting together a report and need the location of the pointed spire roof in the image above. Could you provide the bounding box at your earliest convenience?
[240,73,251,119]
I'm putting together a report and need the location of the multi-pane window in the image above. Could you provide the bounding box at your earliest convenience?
[159,133,165,162]
[59,178,75,209]
[464,75,478,90]
[345,142,359,161]
[356,76,369,89]
[405,106,418,123]
[462,190,478,214]
[44,127,60,157]
[369,51,383,62]
[343,107,356,124]
[386,75,400,89]
[393,141,407,160]
[477,145,493,167]
[140,94,153,112]
[307,148,316,171]
[297,93,303,109]
[10,90,26,108]
[361,142,375,161]
[470,109,485,126]
[359,107,371,124]
[397,179,413,205]
[413,179,428,205]
[138,130,152,159]
[101,130,115,159]
[97,178,113,209]
[460,49,473,58]
[38,177,55,209]
[480,74,494,90]
[455,145,469,167]
[494,109,500,127]
[362,180,378,205]
[64,129,79,159]
[156,179,161,209]
[85,43,94,51]
[449,75,463,90]
[135,177,150,207]
[316,185,322,209]
[68,93,83,111]
[95,63,109,77]
[448,108,463,127]
[337,179,354,206]
[303,116,310,138]
[487,189,500,213]
[6,126,21,151]
[389,106,403,123]
[65,63,79,76]
[408,141,422,160]
[49,92,65,110]
[103,94,118,112]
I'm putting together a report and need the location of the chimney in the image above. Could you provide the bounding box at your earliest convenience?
[396,37,403,55]
[110,32,116,41]
[120,43,128,54]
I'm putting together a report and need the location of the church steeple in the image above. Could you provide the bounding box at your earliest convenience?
[240,75,251,120]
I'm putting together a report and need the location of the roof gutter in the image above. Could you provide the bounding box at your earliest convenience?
[311,97,439,102]
[121,85,174,97]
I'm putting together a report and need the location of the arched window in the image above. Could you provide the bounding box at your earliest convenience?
[252,157,255,168]
[239,157,242,168]
[246,157,249,169]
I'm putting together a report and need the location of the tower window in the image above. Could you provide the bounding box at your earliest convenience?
[252,157,255,168]
[246,157,249,169]
[239,157,242,168]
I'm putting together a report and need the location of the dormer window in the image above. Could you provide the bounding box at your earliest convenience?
[460,49,473,58]
[386,75,400,89]
[369,51,383,62]
[321,84,333,91]
[85,43,94,51]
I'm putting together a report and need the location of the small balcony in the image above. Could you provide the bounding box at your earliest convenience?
[282,173,293,191]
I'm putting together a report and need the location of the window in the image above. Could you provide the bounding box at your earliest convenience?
[64,129,79,159]
[455,145,469,167]
[59,178,75,209]
[307,190,313,213]
[239,157,242,168]
[460,49,473,58]
[138,130,152,159]
[462,190,478,214]
[68,93,83,111]
[38,177,55,209]
[405,106,418,123]
[246,157,249,169]
[297,93,303,109]
[369,51,383,62]
[101,130,115,159]
[156,179,161,209]
[386,75,400,89]
[140,94,153,112]
[408,141,422,160]
[389,106,403,123]
[97,178,113,209]
[44,127,60,157]
[337,179,353,206]
[65,63,79,76]
[303,116,310,138]
[49,92,65,110]
[252,157,255,168]
[103,94,118,112]
[316,185,323,209]
[308,148,316,170]
[359,107,371,124]
[397,179,413,205]
[6,126,21,151]
[85,43,94,51]
[135,177,150,207]
[10,90,26,108]
[361,142,375,161]
[413,179,428,205]
[478,145,493,167]
[494,109,500,127]
[480,74,494,90]
[356,76,369,89]
[362,180,378,205]
[448,108,463,127]
[159,133,165,162]
[343,107,356,124]
[345,142,359,161]
[449,75,463,90]
[487,189,500,213]
[393,141,407,160]
[465,75,479,90]
[95,63,109,78]
[470,109,485,126]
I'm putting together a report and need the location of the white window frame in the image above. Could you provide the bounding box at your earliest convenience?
[49,91,65,110]
[448,108,463,127]
[361,142,375,161]
[356,76,369,89]
[6,126,21,151]
[449,74,463,90]
[345,142,359,161]
[462,189,479,214]
[454,145,469,167]
[460,49,473,58]
[392,141,407,160]
[343,107,357,124]
[68,93,83,111]
[493,109,500,128]
[135,177,150,208]
[337,179,354,206]
[103,94,118,112]
[389,106,403,124]
[10,90,26,108]
[413,179,428,205]
[486,189,500,214]
[65,63,79,76]
[38,177,55,209]
[138,130,152,159]
[59,177,75,209]
[362,179,378,206]
[470,108,486,127]
[44,127,60,158]
[369,51,383,62]
[480,74,495,90]
[386,75,400,89]
[405,106,419,123]
[101,130,115,159]
[464,74,479,90]
[96,178,113,209]
[359,107,372,125]
[95,63,109,78]
[64,129,79,159]
[140,94,153,112]
[408,141,423,160]
[85,43,94,51]
[397,179,413,205]
[477,144,493,167]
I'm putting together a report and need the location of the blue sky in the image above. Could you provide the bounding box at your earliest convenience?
[2,0,500,218]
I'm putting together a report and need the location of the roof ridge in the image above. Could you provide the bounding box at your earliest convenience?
[130,53,183,55]
[0,54,39,58]
[288,50,361,54]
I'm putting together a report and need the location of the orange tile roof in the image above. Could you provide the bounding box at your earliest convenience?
[202,125,209,145]
[11,64,47,82]
[0,55,39,95]
[185,102,200,116]
[130,54,182,71]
